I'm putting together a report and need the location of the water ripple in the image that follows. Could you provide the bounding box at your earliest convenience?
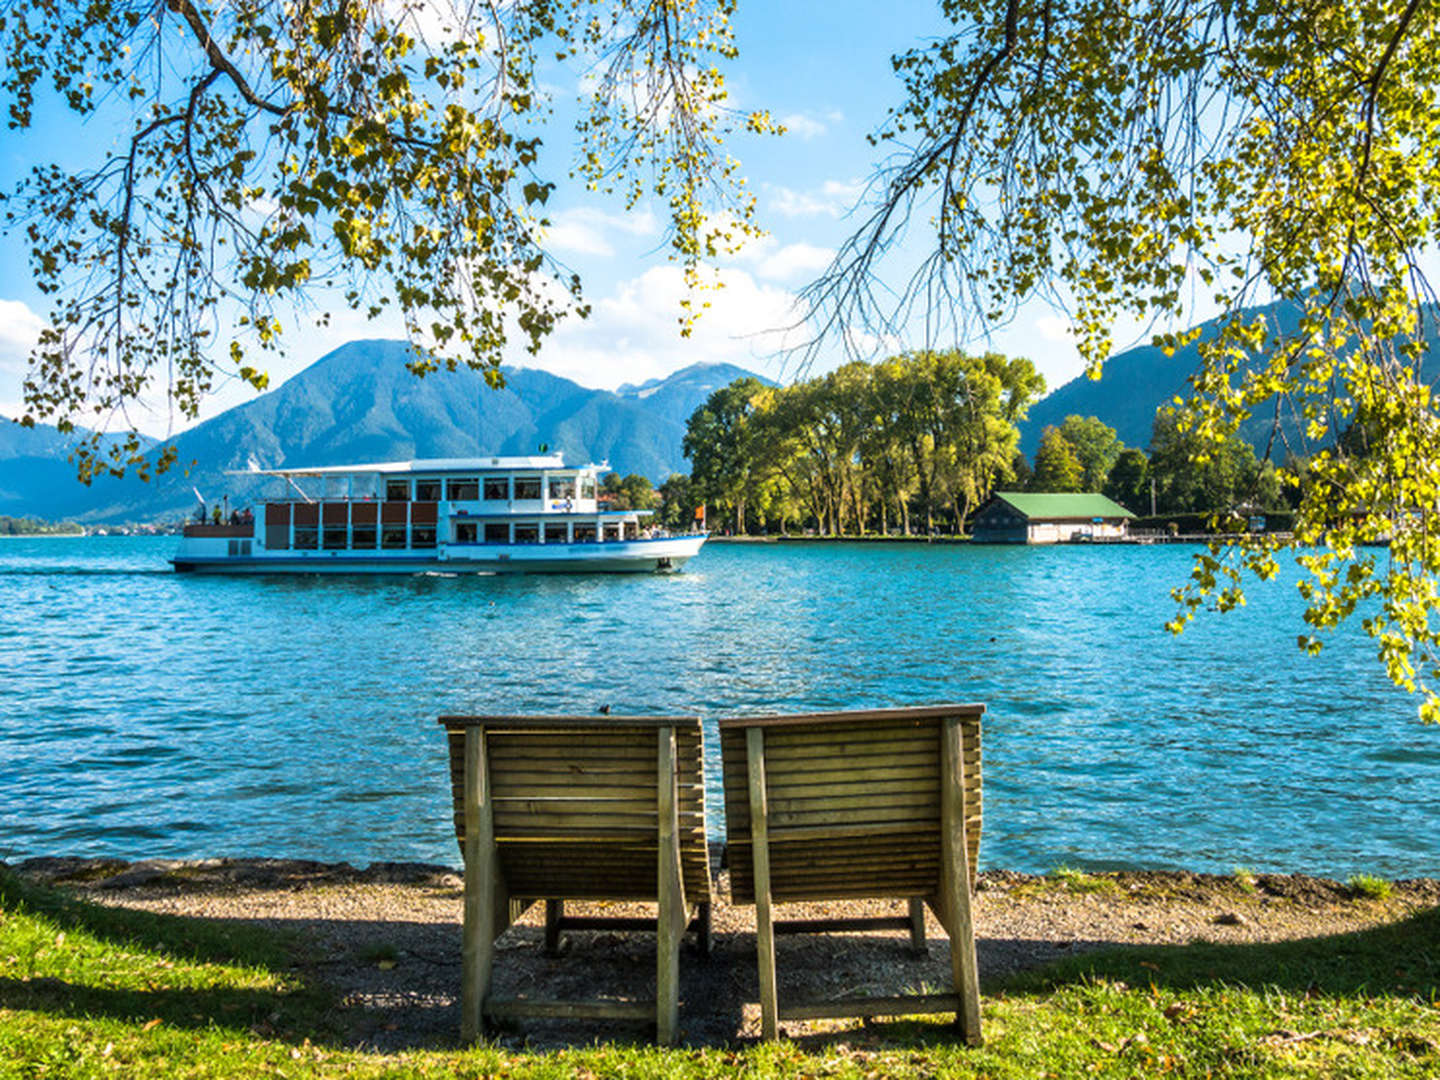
[0,535,1434,877]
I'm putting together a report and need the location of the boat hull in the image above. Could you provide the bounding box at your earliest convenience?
[172,534,707,574]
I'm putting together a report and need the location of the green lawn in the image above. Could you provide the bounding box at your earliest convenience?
[2,867,1436,1078]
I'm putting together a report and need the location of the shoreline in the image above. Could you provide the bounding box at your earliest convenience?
[10,854,1440,895]
[8,855,1435,1048]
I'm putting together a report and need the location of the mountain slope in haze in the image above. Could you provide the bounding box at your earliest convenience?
[1019,299,1439,455]
[0,421,158,521]
[1,343,771,522]
[1020,301,1305,454]
[617,361,777,428]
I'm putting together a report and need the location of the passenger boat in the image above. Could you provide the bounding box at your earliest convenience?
[171,455,707,574]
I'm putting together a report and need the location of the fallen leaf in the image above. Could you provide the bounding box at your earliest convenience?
[141,1018,162,1032]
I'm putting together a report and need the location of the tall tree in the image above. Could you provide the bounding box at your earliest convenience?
[1104,447,1151,515]
[1148,410,1275,515]
[1029,426,1083,493]
[683,377,766,534]
[805,2,1440,720]
[1058,415,1123,493]
[1,1,772,478]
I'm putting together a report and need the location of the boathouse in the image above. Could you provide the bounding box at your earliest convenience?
[970,492,1135,544]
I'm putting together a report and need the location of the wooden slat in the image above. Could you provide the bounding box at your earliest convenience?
[485,998,655,1021]
[777,994,962,1021]
[717,704,983,730]
[773,915,915,934]
[441,714,702,730]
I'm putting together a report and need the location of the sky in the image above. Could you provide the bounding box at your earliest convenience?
[0,1,1101,438]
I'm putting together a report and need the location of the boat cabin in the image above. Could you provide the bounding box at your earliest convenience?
[246,455,643,555]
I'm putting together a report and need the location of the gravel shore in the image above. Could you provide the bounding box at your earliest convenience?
[11,856,1437,1050]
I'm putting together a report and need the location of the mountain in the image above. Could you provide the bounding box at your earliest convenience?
[0,344,770,523]
[1018,299,1439,455]
[0,421,159,522]
[616,361,776,428]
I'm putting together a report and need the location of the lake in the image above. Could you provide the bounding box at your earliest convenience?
[1,535,1435,878]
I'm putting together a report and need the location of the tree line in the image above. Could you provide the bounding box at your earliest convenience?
[633,356,1292,536]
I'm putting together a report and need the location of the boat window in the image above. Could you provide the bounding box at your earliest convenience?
[514,523,539,543]
[483,477,509,500]
[382,525,408,549]
[323,525,348,550]
[548,477,576,500]
[265,504,291,550]
[447,478,479,501]
[544,522,568,544]
[573,523,597,543]
[484,523,509,543]
[603,524,622,542]
[414,479,442,501]
[386,479,410,501]
[294,525,319,550]
[513,476,541,500]
[352,524,377,549]
[454,522,478,544]
[411,525,437,549]
[624,522,638,540]
[580,476,596,500]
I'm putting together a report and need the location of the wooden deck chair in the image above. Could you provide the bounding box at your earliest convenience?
[439,714,714,1044]
[719,704,984,1044]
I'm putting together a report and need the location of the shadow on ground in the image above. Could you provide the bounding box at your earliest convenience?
[3,865,1437,1051]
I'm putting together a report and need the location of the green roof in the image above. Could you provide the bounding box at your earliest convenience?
[989,492,1136,520]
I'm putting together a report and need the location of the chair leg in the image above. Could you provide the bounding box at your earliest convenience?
[694,901,712,957]
[656,725,686,1046]
[941,716,983,1046]
[907,897,928,955]
[461,728,499,1043]
[544,898,564,956]
[747,727,779,1040]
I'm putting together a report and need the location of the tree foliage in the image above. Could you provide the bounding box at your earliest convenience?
[683,350,1044,535]
[1057,414,1123,493]
[0,0,771,478]
[1104,446,1150,514]
[600,471,656,512]
[1148,408,1281,516]
[807,0,1440,719]
[1029,425,1082,493]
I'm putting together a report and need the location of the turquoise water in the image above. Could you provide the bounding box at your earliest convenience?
[1,535,1435,877]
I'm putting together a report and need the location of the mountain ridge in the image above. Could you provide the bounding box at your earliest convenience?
[1,345,772,523]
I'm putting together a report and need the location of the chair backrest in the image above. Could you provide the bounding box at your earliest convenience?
[440,715,712,905]
[720,704,982,905]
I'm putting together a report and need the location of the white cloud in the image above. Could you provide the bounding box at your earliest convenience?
[779,110,843,139]
[756,242,835,282]
[525,265,796,389]
[541,206,660,258]
[705,225,833,283]
[0,298,44,417]
[1035,314,1073,342]
[770,178,866,218]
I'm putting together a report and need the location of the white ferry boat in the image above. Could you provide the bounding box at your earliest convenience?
[171,455,707,574]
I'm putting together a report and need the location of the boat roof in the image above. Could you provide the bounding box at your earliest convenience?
[232,455,606,478]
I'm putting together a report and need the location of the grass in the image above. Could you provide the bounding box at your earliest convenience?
[1233,866,1258,894]
[1045,864,1118,894]
[3,867,1438,1078]
[1348,873,1395,901]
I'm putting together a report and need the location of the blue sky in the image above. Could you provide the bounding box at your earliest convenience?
[0,2,1093,436]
